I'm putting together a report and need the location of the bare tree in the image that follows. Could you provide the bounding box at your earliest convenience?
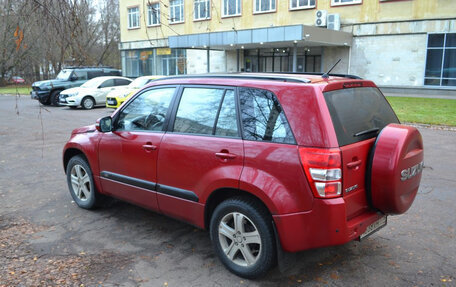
[0,0,121,86]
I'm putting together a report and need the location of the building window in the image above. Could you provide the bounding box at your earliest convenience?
[147,3,160,26]
[170,0,184,23]
[331,0,362,6]
[290,0,315,9]
[425,33,456,87]
[254,0,276,13]
[194,0,210,20]
[127,7,140,29]
[222,0,241,16]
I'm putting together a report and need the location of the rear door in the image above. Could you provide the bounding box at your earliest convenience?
[323,87,399,219]
[156,86,243,226]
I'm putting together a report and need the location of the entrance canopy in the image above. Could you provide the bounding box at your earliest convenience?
[169,24,352,50]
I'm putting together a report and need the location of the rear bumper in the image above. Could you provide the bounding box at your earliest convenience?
[273,198,383,252]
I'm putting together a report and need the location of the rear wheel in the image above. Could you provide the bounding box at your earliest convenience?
[81,96,95,110]
[50,90,62,106]
[210,197,276,279]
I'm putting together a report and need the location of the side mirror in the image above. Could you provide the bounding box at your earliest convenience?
[96,116,112,132]
[70,76,78,81]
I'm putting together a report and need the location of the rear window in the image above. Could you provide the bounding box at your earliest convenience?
[324,87,399,146]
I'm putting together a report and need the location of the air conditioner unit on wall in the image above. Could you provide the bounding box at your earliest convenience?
[327,14,341,31]
[315,10,327,27]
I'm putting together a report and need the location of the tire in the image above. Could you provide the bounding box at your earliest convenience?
[210,197,276,279]
[66,155,100,209]
[81,96,95,110]
[38,96,51,105]
[50,90,62,106]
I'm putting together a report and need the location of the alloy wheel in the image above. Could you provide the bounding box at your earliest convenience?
[218,212,262,267]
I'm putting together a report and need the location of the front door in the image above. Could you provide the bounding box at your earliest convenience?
[156,86,243,227]
[98,87,177,211]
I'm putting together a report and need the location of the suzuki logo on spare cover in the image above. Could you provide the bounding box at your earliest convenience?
[400,162,424,181]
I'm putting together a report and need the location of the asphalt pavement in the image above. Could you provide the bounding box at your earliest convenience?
[0,95,455,286]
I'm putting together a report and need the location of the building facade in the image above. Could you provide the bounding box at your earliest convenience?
[119,0,456,90]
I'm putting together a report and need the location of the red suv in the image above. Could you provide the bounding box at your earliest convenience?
[63,73,424,278]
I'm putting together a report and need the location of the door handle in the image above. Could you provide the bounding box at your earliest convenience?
[142,143,157,151]
[215,152,236,160]
[347,160,362,169]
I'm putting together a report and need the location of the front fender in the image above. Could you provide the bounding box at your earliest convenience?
[63,131,103,193]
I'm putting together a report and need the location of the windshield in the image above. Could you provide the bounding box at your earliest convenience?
[81,77,106,88]
[56,69,72,81]
[129,77,151,89]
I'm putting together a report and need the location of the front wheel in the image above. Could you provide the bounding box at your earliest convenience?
[81,96,95,110]
[50,90,61,106]
[210,197,276,279]
[66,155,99,209]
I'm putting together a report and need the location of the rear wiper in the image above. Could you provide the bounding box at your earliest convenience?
[353,128,379,137]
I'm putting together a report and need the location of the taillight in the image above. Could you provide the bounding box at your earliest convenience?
[299,147,342,198]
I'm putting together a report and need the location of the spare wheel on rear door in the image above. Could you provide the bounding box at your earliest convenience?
[367,123,424,215]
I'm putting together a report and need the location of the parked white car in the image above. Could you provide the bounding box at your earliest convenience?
[59,76,132,109]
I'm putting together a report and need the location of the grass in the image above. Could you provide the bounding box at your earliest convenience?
[387,96,456,126]
[0,85,31,95]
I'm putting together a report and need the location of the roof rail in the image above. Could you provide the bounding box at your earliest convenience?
[270,71,362,80]
[156,74,311,83]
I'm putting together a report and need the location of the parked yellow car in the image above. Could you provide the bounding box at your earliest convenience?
[106,75,163,108]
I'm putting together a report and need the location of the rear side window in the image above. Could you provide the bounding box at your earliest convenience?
[115,79,131,86]
[173,87,239,137]
[324,87,399,146]
[239,87,295,144]
[87,71,103,79]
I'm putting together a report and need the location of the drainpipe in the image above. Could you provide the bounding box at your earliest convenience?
[207,47,210,73]
[237,49,240,72]
[292,43,297,73]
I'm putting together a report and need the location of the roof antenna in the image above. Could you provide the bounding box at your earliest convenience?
[322,59,341,79]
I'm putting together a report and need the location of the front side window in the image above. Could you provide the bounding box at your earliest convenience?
[72,70,87,81]
[331,0,362,6]
[194,0,210,20]
[116,88,175,131]
[127,7,140,28]
[425,33,456,87]
[147,3,160,26]
[174,87,238,136]
[170,0,184,23]
[239,88,295,144]
[222,0,241,16]
[254,0,276,13]
[290,0,315,10]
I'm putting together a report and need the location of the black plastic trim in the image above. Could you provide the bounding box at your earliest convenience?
[157,184,199,202]
[100,171,157,191]
[100,171,199,202]
[365,128,385,212]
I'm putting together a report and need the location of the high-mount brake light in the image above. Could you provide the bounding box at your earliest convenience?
[299,147,342,198]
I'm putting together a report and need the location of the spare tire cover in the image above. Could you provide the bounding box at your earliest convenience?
[367,124,424,215]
